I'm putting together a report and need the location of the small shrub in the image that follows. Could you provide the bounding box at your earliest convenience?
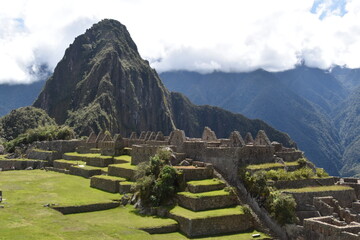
[242,205,251,215]
[269,191,297,225]
[134,148,180,207]
[316,168,329,178]
[297,158,308,168]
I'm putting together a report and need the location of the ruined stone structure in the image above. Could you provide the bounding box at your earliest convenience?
[76,127,302,182]
[19,126,360,239]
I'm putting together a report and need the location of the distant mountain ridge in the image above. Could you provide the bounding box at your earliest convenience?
[0,80,45,117]
[31,19,294,147]
[160,67,351,176]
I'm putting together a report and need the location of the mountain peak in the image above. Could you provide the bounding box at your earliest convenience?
[33,19,294,148]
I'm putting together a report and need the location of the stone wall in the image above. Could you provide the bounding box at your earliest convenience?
[202,147,240,182]
[0,159,47,170]
[131,144,164,165]
[238,145,275,166]
[304,216,360,240]
[339,181,360,199]
[26,149,60,164]
[274,178,337,190]
[32,140,81,154]
[286,189,357,209]
[275,150,303,162]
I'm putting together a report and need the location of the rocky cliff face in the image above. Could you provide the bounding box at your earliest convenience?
[34,19,294,147]
[34,19,175,136]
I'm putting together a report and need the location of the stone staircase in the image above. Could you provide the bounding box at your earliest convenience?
[169,166,253,238]
[47,151,137,195]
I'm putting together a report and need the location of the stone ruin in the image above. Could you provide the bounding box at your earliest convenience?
[77,126,302,181]
[202,127,217,141]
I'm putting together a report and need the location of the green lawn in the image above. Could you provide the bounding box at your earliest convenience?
[0,170,175,240]
[0,170,271,239]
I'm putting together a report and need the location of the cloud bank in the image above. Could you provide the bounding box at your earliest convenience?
[0,0,359,84]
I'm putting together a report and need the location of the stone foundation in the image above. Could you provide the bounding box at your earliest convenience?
[69,166,102,178]
[0,159,47,170]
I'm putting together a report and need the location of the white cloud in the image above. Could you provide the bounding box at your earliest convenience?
[0,0,359,84]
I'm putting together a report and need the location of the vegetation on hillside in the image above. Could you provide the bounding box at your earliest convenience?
[335,86,360,176]
[5,125,75,152]
[239,158,329,225]
[134,149,181,207]
[0,106,56,141]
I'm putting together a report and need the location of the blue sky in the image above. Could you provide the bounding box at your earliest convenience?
[0,0,359,84]
[311,0,348,18]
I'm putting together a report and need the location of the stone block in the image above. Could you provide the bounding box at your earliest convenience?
[90,175,126,193]
[108,164,136,181]
[177,191,237,211]
[69,166,102,178]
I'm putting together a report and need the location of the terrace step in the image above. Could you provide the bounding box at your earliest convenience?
[113,155,131,164]
[119,181,134,194]
[187,179,226,193]
[108,163,137,181]
[177,190,237,211]
[63,152,114,167]
[174,166,213,181]
[53,159,86,170]
[90,175,127,193]
[89,148,101,154]
[69,165,106,178]
[169,206,252,238]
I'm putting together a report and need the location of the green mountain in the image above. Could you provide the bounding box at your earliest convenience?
[0,106,55,141]
[334,86,360,176]
[32,19,294,147]
[160,69,344,175]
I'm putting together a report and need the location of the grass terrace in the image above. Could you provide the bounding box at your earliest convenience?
[0,169,270,239]
[114,155,131,162]
[54,159,86,165]
[170,205,244,219]
[70,165,108,173]
[246,161,299,171]
[0,157,45,162]
[94,175,127,182]
[113,162,137,170]
[31,148,55,153]
[187,178,224,186]
[64,152,113,159]
[177,189,231,199]
[282,185,353,193]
